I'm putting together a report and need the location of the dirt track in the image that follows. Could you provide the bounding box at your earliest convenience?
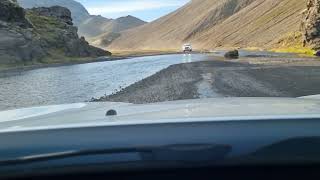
[93,58,320,104]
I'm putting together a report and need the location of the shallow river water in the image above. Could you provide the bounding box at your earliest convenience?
[0,50,300,111]
[0,54,209,110]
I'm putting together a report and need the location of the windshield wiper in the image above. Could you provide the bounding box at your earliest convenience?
[0,144,232,166]
[0,147,153,166]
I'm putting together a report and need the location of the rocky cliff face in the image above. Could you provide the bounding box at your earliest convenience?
[0,0,32,27]
[27,6,110,57]
[0,0,45,64]
[302,0,320,50]
[17,0,90,25]
[30,6,73,25]
[0,0,110,66]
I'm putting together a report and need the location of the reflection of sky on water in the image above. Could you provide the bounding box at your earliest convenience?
[183,54,192,63]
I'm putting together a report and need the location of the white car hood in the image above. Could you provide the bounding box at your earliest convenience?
[0,97,320,132]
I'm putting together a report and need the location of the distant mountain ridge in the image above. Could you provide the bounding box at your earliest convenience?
[107,0,306,51]
[17,0,146,42]
[78,15,146,41]
[77,15,112,38]
[89,15,147,47]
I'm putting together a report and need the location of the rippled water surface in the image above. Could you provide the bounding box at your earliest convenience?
[0,54,208,110]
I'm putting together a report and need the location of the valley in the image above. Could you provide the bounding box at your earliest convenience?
[107,0,308,52]
[1,0,320,110]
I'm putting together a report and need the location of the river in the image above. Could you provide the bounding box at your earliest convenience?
[0,50,300,110]
[0,54,210,110]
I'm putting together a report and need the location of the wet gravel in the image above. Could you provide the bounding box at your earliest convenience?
[94,58,320,104]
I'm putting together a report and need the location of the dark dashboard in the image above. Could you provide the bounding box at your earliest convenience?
[10,164,320,180]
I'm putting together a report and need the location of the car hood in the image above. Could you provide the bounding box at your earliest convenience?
[0,97,320,132]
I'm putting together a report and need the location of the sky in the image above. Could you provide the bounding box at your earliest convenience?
[74,0,190,22]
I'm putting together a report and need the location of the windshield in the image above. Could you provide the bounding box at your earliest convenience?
[2,0,320,174]
[1,0,320,111]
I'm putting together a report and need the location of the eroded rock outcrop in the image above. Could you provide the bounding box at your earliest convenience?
[30,6,73,25]
[0,0,44,64]
[0,0,32,27]
[0,0,110,66]
[27,6,110,57]
[302,0,320,50]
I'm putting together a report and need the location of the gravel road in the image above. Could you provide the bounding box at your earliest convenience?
[93,58,320,104]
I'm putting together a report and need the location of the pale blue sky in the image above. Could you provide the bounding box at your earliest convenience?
[74,0,189,22]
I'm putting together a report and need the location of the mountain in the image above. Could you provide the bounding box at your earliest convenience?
[107,0,306,51]
[89,16,147,47]
[77,15,112,38]
[0,0,110,66]
[107,15,147,34]
[17,0,146,42]
[78,15,146,40]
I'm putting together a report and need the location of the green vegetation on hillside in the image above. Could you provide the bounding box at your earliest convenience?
[22,10,110,65]
[271,32,315,56]
[26,11,65,45]
[40,49,92,64]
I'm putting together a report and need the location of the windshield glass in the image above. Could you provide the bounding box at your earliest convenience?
[0,0,320,112]
[3,0,320,175]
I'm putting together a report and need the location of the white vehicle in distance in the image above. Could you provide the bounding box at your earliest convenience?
[182,43,192,52]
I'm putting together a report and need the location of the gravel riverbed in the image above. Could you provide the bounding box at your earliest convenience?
[94,58,320,104]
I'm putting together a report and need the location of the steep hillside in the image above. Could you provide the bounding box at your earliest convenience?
[192,0,306,49]
[0,0,110,66]
[108,0,306,51]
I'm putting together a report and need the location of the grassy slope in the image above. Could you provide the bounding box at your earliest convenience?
[108,0,235,51]
[107,0,310,55]
[193,0,305,48]
[271,32,315,56]
[25,12,97,64]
